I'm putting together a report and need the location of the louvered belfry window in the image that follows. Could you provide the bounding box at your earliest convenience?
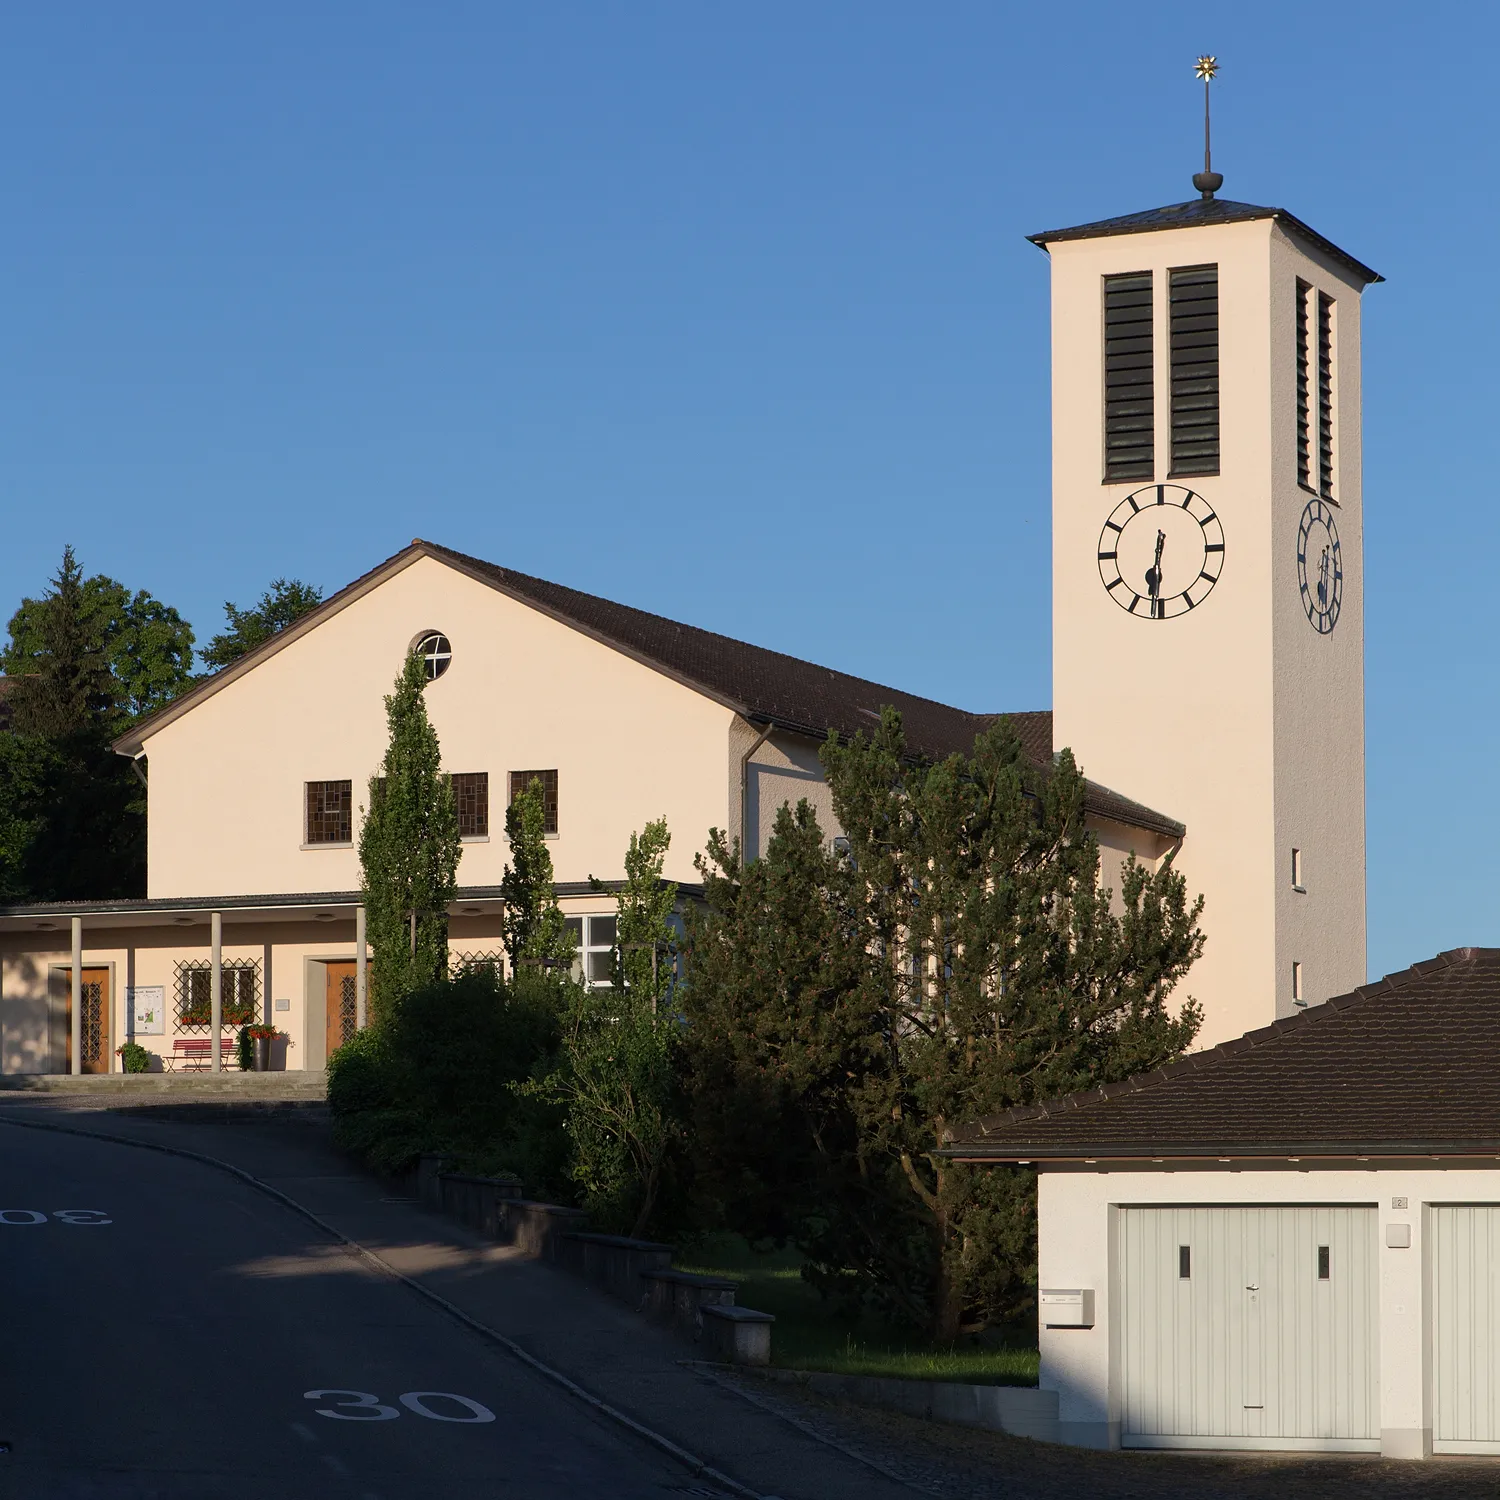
[1295,279,1313,489]
[1103,271,1155,482]
[1317,290,1335,499]
[1169,264,1220,476]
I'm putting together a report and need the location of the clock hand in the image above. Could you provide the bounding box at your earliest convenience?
[1144,529,1166,598]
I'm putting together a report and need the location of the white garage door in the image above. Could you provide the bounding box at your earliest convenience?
[1433,1206,1500,1452]
[1120,1206,1378,1450]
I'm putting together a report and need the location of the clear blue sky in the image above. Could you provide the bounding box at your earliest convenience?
[2,3,1492,982]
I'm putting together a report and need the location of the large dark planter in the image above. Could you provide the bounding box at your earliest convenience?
[253,1036,272,1072]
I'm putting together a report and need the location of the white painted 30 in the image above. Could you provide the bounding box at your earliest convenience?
[0,1209,111,1225]
[304,1391,496,1425]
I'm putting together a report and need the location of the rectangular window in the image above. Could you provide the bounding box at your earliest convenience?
[1295,279,1312,489]
[1103,271,1155,482]
[1169,264,1219,476]
[565,914,617,987]
[452,772,489,839]
[1178,1245,1191,1280]
[1317,1245,1331,1280]
[1292,960,1305,1005]
[1291,847,1304,890]
[172,959,262,1031]
[305,780,352,844]
[1317,291,1335,499]
[509,769,559,836]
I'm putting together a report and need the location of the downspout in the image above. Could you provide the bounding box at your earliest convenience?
[739,720,776,862]
[130,753,147,788]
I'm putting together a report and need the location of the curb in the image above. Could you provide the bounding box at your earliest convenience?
[0,1109,771,1500]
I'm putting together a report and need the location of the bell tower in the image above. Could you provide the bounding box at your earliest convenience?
[1038,70,1381,1047]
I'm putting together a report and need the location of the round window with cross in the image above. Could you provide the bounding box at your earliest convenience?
[413,631,452,681]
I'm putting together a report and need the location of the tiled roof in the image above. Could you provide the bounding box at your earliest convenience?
[1028,197,1382,287]
[113,541,1184,841]
[422,543,1182,839]
[945,948,1500,1159]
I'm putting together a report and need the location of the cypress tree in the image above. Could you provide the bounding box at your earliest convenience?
[358,651,460,1023]
[498,778,574,973]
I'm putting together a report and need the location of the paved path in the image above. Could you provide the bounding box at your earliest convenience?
[0,1101,919,1500]
[8,1100,1500,1500]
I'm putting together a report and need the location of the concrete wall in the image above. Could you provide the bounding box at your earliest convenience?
[140,554,738,899]
[1036,1162,1488,1458]
[1048,216,1369,1048]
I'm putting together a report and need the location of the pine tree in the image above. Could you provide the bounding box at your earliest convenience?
[0,547,147,898]
[684,710,1206,1340]
[358,652,460,1023]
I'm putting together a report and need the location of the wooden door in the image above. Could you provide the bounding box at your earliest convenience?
[325,962,358,1061]
[73,968,111,1074]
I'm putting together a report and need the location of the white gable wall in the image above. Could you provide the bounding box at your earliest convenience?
[141,555,737,898]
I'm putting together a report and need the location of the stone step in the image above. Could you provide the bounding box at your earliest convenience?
[0,1072,328,1099]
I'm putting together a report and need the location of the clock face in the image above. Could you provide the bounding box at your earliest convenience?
[1298,498,1342,634]
[1097,483,1226,620]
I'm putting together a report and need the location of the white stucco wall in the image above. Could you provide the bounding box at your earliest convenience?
[1048,217,1369,1048]
[1036,1163,1485,1458]
[139,555,738,899]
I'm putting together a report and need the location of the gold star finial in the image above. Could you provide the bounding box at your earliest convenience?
[1195,56,1218,82]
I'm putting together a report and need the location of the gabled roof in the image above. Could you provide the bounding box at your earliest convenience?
[115,540,1184,840]
[944,948,1500,1161]
[1029,197,1382,288]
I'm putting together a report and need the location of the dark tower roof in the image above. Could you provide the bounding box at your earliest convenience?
[1029,197,1382,287]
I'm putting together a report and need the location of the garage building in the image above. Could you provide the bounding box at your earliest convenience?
[945,946,1500,1460]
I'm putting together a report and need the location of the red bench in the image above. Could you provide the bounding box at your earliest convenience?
[166,1036,239,1072]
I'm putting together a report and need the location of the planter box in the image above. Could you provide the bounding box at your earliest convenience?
[436,1172,524,1239]
[641,1268,738,1332]
[700,1304,774,1366]
[558,1232,674,1305]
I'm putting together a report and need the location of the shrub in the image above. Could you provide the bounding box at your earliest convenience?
[327,969,565,1184]
[116,1041,151,1074]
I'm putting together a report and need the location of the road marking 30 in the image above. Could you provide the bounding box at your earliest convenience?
[0,1209,111,1225]
[304,1391,495,1424]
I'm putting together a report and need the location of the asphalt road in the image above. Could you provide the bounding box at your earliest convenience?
[0,1121,720,1500]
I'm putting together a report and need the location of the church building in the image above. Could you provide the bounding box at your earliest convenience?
[0,166,1378,1075]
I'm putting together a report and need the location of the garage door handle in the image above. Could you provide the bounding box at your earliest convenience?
[1245,1283,1259,1291]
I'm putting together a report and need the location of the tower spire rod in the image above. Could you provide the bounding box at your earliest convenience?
[1192,56,1224,201]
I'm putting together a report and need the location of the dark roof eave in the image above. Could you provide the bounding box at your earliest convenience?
[938,1141,1500,1162]
[1027,199,1382,287]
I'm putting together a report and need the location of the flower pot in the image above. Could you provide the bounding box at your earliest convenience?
[253,1036,272,1072]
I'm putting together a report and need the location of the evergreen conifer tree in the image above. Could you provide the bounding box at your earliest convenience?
[684,710,1206,1340]
[358,652,460,1023]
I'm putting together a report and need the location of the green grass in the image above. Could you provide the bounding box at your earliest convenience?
[678,1234,1039,1386]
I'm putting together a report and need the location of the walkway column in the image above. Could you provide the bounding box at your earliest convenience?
[69,916,82,1076]
[210,911,223,1073]
[355,905,368,1031]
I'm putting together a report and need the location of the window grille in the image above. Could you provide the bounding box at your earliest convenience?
[306,780,352,843]
[453,772,489,838]
[509,769,559,836]
[450,949,505,981]
[1295,279,1312,489]
[1317,291,1335,499]
[1103,271,1155,482]
[1169,264,1219,476]
[173,959,262,1031]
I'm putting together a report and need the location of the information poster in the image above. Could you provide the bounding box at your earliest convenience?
[129,986,165,1035]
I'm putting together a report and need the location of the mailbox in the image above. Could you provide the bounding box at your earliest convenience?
[1040,1288,1095,1327]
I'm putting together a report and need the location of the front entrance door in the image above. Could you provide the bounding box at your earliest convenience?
[68,968,112,1074]
[325,962,357,1061]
